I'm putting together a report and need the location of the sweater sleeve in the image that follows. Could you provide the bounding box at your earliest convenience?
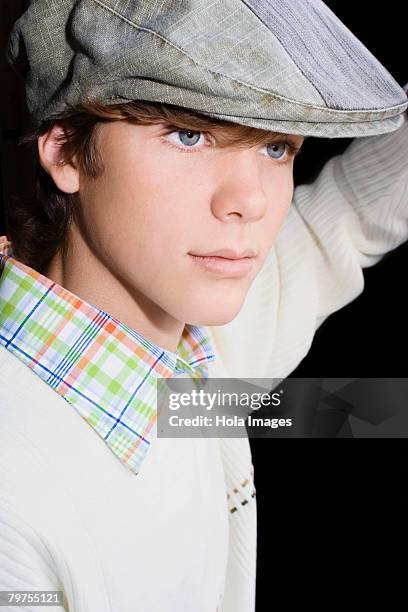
[287,107,408,330]
[0,498,65,611]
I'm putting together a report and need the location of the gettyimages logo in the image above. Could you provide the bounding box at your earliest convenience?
[156,377,291,438]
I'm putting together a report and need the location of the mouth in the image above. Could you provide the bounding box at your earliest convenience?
[188,253,256,278]
[190,248,257,259]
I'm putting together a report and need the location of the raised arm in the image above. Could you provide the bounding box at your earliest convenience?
[279,90,408,331]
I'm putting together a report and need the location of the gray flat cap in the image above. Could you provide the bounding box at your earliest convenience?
[7,0,408,138]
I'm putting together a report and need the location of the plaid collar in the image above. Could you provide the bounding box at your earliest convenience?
[0,236,216,474]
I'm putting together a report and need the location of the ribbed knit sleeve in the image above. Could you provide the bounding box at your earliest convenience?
[289,110,408,329]
[0,498,64,611]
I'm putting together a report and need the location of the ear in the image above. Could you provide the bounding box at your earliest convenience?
[38,124,79,194]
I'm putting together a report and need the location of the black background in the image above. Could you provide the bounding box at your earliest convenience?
[1,2,407,609]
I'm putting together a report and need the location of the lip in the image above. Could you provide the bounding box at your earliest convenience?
[190,248,256,259]
[188,253,256,278]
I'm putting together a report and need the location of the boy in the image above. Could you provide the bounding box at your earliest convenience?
[0,1,407,611]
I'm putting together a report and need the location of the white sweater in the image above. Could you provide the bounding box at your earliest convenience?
[1,112,407,612]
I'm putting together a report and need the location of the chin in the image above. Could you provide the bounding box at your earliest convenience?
[187,305,244,327]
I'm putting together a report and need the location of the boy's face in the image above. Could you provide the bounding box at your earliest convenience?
[63,120,303,326]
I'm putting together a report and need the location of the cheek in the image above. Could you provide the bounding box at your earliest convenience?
[261,175,294,243]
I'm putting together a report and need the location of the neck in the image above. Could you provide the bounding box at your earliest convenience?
[43,229,185,354]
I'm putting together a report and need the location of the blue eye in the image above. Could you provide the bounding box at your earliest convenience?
[176,130,201,147]
[266,142,287,160]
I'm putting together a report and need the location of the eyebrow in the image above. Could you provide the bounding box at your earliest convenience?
[233,131,306,149]
[267,133,305,144]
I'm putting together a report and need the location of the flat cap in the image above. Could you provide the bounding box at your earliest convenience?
[7,0,408,137]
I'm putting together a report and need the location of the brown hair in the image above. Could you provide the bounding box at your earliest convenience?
[5,99,297,274]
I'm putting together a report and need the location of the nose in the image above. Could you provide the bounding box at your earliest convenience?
[210,149,270,223]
